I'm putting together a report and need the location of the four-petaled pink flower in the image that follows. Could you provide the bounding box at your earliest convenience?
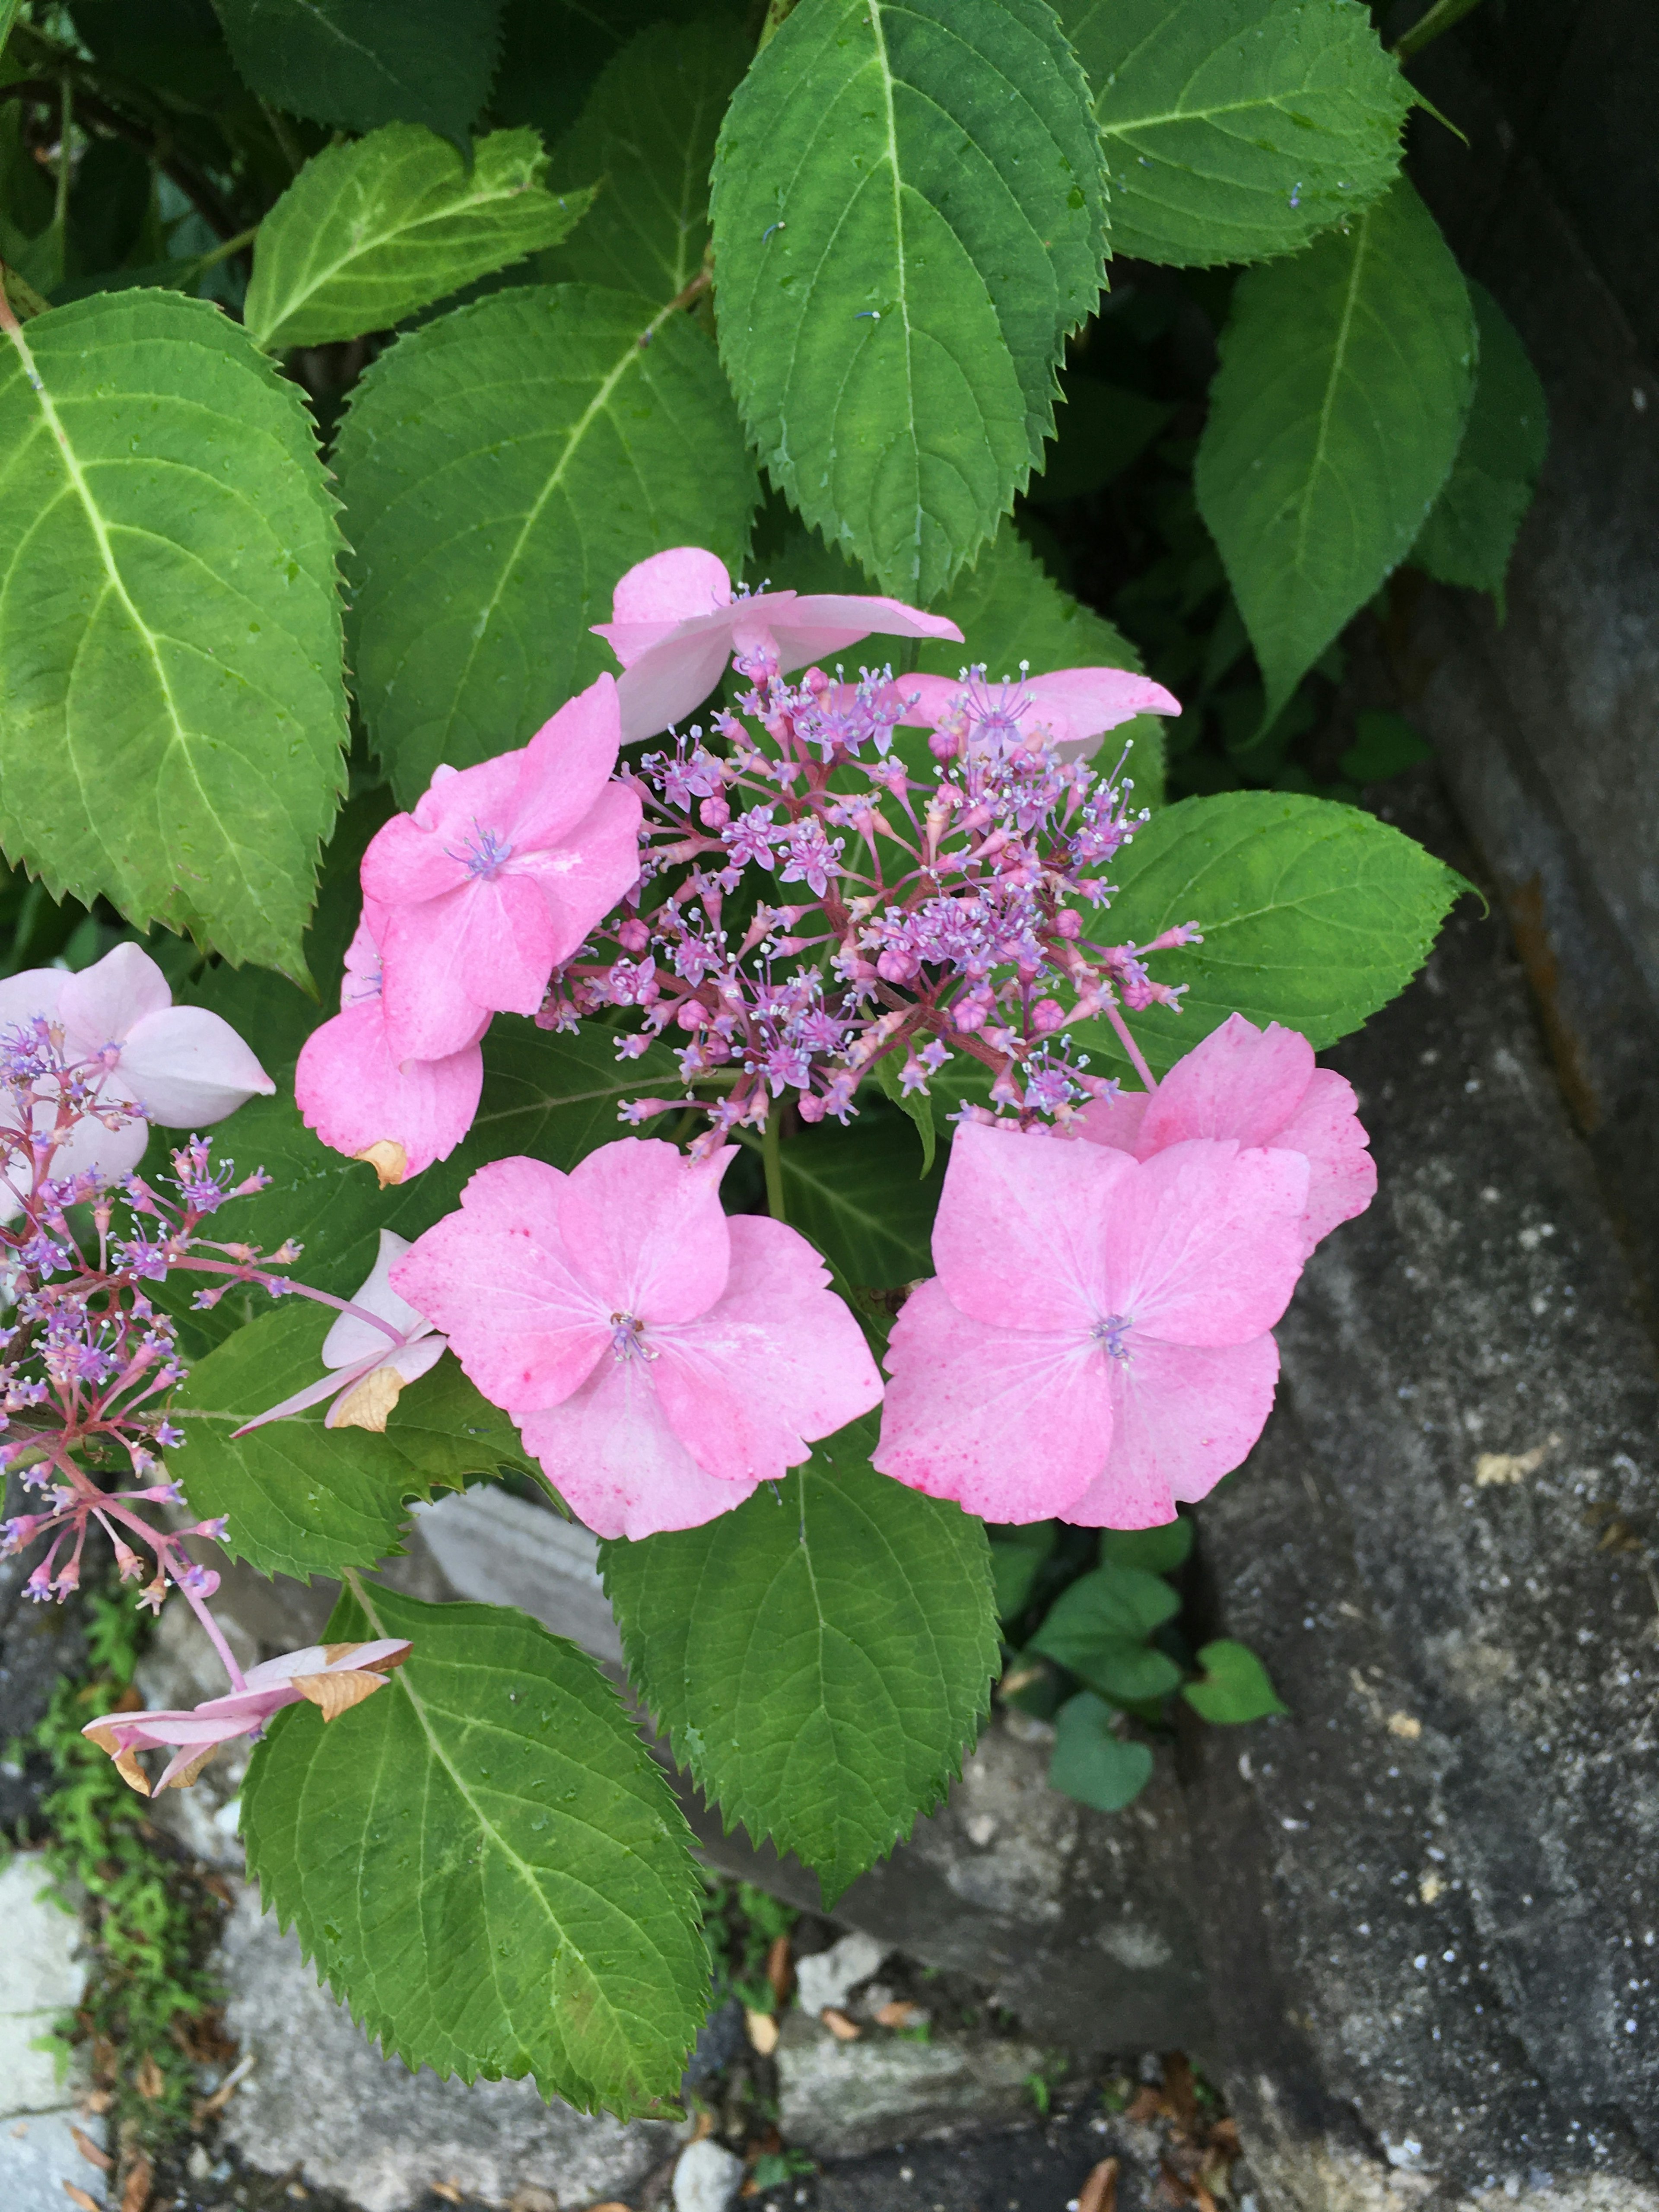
[872,1123,1310,1529]
[898,665,1181,764]
[236,1230,448,1437]
[1081,1013,1375,1255]
[391,1138,883,1540]
[83,1637,411,1794]
[0,942,272,1210]
[295,898,485,1185]
[594,546,965,742]
[361,673,642,1061]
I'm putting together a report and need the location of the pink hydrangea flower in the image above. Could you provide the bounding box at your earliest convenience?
[360,673,642,1061]
[871,1123,1310,1529]
[898,665,1181,763]
[295,898,484,1185]
[236,1230,448,1437]
[83,1636,411,1794]
[391,1138,883,1540]
[594,546,965,742]
[0,942,272,1209]
[1081,1013,1375,1254]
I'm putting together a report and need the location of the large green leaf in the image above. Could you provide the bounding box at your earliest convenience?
[212,0,502,146]
[1194,181,1476,725]
[777,1109,944,1288]
[1071,788,1465,1076]
[601,1416,998,1901]
[711,0,1107,598]
[241,1581,707,2113]
[543,17,749,305]
[244,126,594,351]
[1062,0,1410,268]
[335,282,757,801]
[170,1297,533,1579]
[1029,1560,1180,1704]
[1049,1692,1152,1811]
[1410,283,1547,607]
[0,291,346,976]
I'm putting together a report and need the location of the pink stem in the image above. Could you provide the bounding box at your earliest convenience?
[1100,998,1160,1094]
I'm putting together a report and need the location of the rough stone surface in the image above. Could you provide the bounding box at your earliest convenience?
[217,1881,679,2212]
[793,1932,889,2018]
[415,1488,625,1667]
[775,2010,1047,2160]
[0,1855,104,2209]
[1184,825,1659,2206]
[673,2136,745,2212]
[0,2111,108,2212]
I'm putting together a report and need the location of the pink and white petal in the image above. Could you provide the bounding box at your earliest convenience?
[1022,667,1182,739]
[384,1331,448,1388]
[233,1637,410,1696]
[454,871,557,1018]
[895,671,972,727]
[1077,1087,1152,1157]
[930,1122,1137,1334]
[872,1280,1109,1523]
[359,809,470,908]
[1066,1333,1279,1526]
[114,1005,274,1126]
[378,891,496,1060]
[556,1138,732,1322]
[34,1102,150,1190]
[510,674,626,850]
[773,593,963,667]
[406,747,525,843]
[1139,1014,1313,1153]
[520,1354,757,1541]
[1096,1140,1310,1347]
[613,624,744,743]
[233,1359,367,1436]
[518,779,643,963]
[610,546,733,636]
[340,906,384,1009]
[295,1002,483,1177]
[390,1160,609,1412]
[322,1228,428,1368]
[1275,1066,1376,1249]
[650,1215,882,1483]
[58,942,172,1046]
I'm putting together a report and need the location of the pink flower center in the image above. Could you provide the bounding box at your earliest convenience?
[1091,1313,1133,1361]
[609,1311,654,1362]
[454,823,513,881]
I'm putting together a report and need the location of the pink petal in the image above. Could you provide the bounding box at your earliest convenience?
[1077,1087,1151,1155]
[322,1331,446,1426]
[1094,1140,1309,1346]
[322,1228,432,1367]
[515,779,643,964]
[1022,667,1182,740]
[57,942,172,1046]
[1274,1068,1377,1251]
[519,1352,758,1540]
[390,1157,610,1412]
[454,870,557,1015]
[650,1215,882,1483]
[379,872,554,1058]
[1065,1334,1281,1526]
[610,547,733,638]
[1138,1014,1314,1153]
[233,1358,376,1437]
[340,904,385,1008]
[0,967,66,1032]
[238,1638,410,1693]
[509,674,626,850]
[894,672,969,728]
[872,1279,1110,1522]
[556,1138,732,1322]
[930,1123,1138,1334]
[113,1005,274,1127]
[295,1001,484,1177]
[612,622,746,744]
[770,592,963,666]
[8,1101,150,1207]
[359,808,471,908]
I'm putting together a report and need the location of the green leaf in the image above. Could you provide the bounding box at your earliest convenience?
[1027,374,1174,507]
[1194,181,1476,725]
[1100,1519,1192,1575]
[776,1109,944,1288]
[170,1298,531,1579]
[600,1414,998,1902]
[0,291,347,976]
[872,1049,936,1176]
[244,126,595,351]
[1029,1559,1179,1702]
[1410,284,1546,607]
[988,1522,1056,1621]
[336,282,757,801]
[1065,788,1466,1076]
[543,17,750,304]
[1182,1637,1288,1723]
[1049,1691,1153,1812]
[1338,708,1431,785]
[1063,0,1411,268]
[241,1580,707,2113]
[212,0,503,146]
[711,0,1107,598]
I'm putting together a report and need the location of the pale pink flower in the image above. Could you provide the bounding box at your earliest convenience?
[594,546,965,742]
[83,1636,411,1793]
[0,942,272,1210]
[1081,1013,1375,1255]
[391,1138,883,1541]
[360,674,642,1061]
[236,1230,448,1437]
[898,664,1180,763]
[871,1123,1310,1529]
[295,899,484,1185]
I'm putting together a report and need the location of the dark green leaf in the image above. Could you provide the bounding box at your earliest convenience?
[1048,1691,1153,1812]
[1063,0,1411,268]
[1182,1637,1288,1723]
[543,17,750,304]
[777,1110,944,1288]
[212,0,502,146]
[711,0,1107,597]
[245,126,594,350]
[1029,1561,1179,1692]
[1338,709,1432,785]
[336,282,758,801]
[872,1049,936,1176]
[0,292,347,976]
[1195,181,1476,725]
[1100,1519,1192,1575]
[1027,375,1174,507]
[987,1522,1056,1620]
[241,1581,707,2112]
[601,1414,998,1902]
[1411,284,1547,607]
[1065,788,1467,1076]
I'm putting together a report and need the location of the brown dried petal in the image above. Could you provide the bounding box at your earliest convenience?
[292,1668,391,1722]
